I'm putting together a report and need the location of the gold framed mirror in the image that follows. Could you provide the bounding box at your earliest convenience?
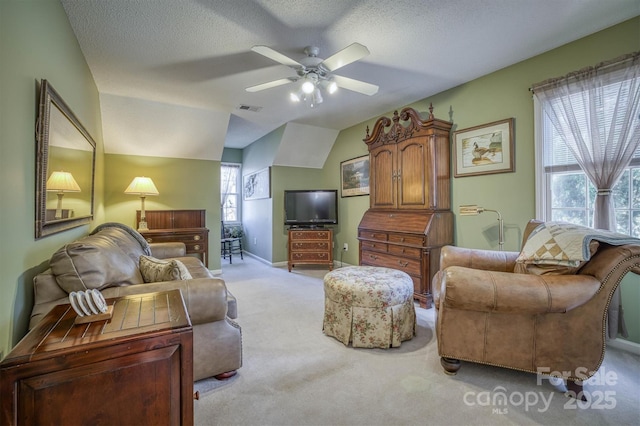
[35,80,96,239]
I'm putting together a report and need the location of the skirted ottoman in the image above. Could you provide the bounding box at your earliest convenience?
[323,266,416,348]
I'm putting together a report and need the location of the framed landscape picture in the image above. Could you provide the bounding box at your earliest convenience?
[453,118,515,177]
[243,167,271,200]
[340,155,370,197]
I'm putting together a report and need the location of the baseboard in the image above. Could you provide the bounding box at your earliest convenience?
[221,252,356,269]
[608,337,640,355]
[243,251,280,266]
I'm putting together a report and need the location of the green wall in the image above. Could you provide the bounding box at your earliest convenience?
[240,127,286,262]
[104,154,221,271]
[221,148,243,163]
[0,0,105,357]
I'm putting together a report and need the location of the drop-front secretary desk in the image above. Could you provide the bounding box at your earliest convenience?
[358,106,453,308]
[137,209,210,267]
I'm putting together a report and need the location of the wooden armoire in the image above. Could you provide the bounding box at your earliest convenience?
[357,106,453,308]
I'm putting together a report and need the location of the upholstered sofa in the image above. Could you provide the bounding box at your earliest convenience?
[433,220,640,393]
[30,223,242,381]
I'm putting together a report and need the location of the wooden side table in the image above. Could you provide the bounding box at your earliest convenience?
[1,290,194,426]
[288,228,333,272]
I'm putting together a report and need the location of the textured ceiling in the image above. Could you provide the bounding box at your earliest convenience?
[60,0,639,161]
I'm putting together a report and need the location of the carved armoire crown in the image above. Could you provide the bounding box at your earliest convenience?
[357,105,453,308]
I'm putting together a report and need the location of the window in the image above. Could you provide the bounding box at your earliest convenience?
[534,59,640,236]
[221,163,241,223]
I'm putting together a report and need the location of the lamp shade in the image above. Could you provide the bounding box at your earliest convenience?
[124,177,159,196]
[459,204,482,216]
[46,171,81,192]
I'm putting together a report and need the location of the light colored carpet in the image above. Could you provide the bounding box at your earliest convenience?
[194,256,640,426]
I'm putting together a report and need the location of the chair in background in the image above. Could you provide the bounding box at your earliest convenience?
[432,219,640,396]
[221,222,243,264]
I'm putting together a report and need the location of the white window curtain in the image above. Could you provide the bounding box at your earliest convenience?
[221,163,240,221]
[531,51,640,339]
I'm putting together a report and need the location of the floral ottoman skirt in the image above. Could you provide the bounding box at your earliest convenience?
[323,266,416,348]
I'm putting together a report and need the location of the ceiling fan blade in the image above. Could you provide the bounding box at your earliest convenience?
[320,42,370,72]
[251,46,303,68]
[245,78,296,92]
[332,75,379,96]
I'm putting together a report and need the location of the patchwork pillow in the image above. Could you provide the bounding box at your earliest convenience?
[139,255,193,283]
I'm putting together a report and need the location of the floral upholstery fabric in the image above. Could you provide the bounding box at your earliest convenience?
[323,266,416,348]
[139,255,193,283]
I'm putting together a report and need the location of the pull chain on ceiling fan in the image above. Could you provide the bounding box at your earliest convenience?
[246,43,379,106]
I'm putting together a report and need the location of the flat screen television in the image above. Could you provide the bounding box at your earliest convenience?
[284,189,338,227]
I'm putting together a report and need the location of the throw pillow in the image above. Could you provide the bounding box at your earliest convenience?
[139,255,193,283]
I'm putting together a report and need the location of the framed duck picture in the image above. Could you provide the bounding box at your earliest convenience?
[453,118,515,177]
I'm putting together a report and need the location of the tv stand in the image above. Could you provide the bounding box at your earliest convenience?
[288,228,333,272]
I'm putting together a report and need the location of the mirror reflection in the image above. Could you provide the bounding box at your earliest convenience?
[36,80,96,238]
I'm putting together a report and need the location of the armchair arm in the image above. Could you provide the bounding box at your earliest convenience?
[440,245,520,272]
[149,242,186,259]
[439,266,601,314]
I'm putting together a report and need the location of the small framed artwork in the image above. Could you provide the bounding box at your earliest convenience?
[340,155,370,197]
[243,167,271,200]
[453,118,515,177]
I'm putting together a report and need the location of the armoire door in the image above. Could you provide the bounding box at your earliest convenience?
[397,136,429,209]
[369,145,396,209]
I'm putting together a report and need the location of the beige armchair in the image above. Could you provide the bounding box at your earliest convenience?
[433,220,640,394]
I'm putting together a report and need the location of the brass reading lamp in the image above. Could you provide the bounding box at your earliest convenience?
[459,204,504,251]
[125,177,159,231]
[46,171,81,219]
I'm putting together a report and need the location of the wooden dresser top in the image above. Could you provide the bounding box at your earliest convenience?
[1,290,191,367]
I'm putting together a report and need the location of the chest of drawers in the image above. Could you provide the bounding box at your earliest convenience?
[140,228,209,266]
[288,229,333,272]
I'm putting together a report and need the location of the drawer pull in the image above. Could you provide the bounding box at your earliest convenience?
[146,238,153,243]
[398,260,409,267]
[369,254,378,260]
[193,245,201,250]
[194,235,201,241]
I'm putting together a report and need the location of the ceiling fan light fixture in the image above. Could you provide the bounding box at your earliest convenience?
[312,88,323,105]
[301,80,315,94]
[290,91,301,102]
[326,80,338,94]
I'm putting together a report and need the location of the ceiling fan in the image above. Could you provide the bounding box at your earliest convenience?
[245,43,379,103]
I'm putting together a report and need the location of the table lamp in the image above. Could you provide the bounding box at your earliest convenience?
[459,204,504,251]
[125,176,159,231]
[46,171,81,219]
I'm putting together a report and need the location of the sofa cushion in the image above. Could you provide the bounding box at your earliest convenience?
[50,227,146,293]
[139,255,193,283]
